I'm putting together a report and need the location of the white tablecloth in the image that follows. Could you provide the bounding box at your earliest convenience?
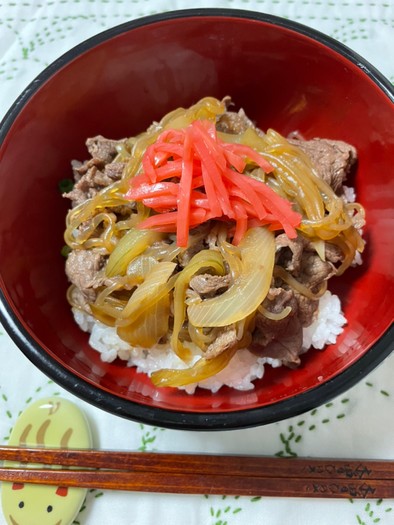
[0,1,393,524]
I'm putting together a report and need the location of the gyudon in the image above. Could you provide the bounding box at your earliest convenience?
[63,97,365,393]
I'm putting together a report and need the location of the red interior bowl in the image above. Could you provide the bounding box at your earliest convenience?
[0,9,393,430]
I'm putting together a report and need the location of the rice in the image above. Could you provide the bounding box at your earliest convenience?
[73,289,346,393]
[342,185,356,204]
[302,291,346,350]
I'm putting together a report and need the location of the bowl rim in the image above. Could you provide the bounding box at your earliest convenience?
[0,8,393,430]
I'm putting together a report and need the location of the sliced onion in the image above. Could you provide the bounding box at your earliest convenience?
[89,303,117,327]
[150,346,238,387]
[310,239,326,261]
[171,249,226,361]
[105,229,163,277]
[187,227,275,327]
[126,255,158,280]
[118,261,176,324]
[117,295,170,348]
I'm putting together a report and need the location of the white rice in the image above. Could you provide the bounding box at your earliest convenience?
[342,185,356,204]
[302,291,346,350]
[73,290,346,393]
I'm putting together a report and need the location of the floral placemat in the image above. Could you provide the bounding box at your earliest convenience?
[0,1,393,524]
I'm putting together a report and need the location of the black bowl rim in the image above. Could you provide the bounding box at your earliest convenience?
[0,8,393,431]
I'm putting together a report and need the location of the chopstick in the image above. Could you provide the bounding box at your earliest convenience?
[1,446,393,499]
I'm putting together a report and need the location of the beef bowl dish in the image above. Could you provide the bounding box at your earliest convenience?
[0,9,393,430]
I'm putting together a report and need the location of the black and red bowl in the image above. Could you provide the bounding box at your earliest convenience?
[0,9,393,430]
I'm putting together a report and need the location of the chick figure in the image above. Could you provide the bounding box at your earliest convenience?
[1,397,92,525]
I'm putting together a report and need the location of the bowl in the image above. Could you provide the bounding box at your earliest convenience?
[0,9,393,430]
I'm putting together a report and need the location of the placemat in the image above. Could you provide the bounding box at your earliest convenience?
[0,1,393,524]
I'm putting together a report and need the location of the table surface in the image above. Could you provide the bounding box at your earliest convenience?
[0,1,393,524]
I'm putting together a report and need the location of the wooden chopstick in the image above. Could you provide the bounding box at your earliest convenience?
[0,446,392,480]
[1,467,393,498]
[1,446,393,499]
